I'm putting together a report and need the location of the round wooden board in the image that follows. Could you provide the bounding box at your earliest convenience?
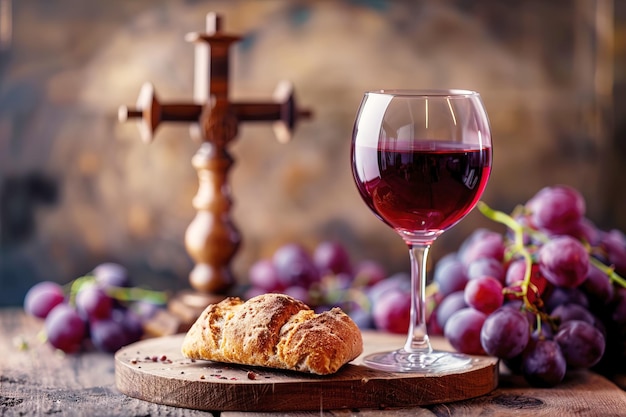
[115,332,498,412]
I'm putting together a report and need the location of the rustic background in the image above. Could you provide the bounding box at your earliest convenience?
[1,0,624,306]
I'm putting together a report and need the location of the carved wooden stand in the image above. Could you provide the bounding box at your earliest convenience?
[119,13,311,331]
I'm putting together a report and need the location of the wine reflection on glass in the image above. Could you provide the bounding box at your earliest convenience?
[351,89,492,373]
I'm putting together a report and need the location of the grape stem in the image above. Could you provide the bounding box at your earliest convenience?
[477,199,626,335]
[589,257,626,288]
[477,203,535,310]
[477,201,626,291]
[65,275,168,306]
[106,286,168,304]
[66,276,94,306]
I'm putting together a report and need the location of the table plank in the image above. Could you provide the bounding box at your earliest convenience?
[0,309,212,417]
[426,371,626,417]
[222,410,436,417]
[1,308,625,417]
[220,369,626,417]
[114,334,497,411]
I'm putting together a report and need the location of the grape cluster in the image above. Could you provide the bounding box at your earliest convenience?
[23,263,166,353]
[431,185,626,387]
[244,241,393,329]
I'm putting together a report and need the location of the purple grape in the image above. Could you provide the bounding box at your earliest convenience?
[433,254,468,296]
[611,287,626,325]
[551,303,595,326]
[272,244,320,287]
[45,304,86,353]
[90,318,130,353]
[525,185,585,235]
[544,287,588,312]
[480,308,530,359]
[243,286,266,300]
[573,217,602,246]
[444,308,487,355]
[132,300,160,320]
[93,262,130,288]
[533,320,555,340]
[502,298,524,310]
[248,259,284,292]
[113,308,143,344]
[581,264,614,305]
[467,257,505,283]
[504,259,528,287]
[371,289,410,334]
[458,229,505,265]
[601,229,626,276]
[313,241,352,275]
[464,276,503,314]
[501,300,536,328]
[324,272,353,291]
[353,260,387,287]
[283,285,311,304]
[428,306,444,336]
[343,301,374,329]
[502,321,549,374]
[522,339,567,387]
[75,284,113,320]
[504,260,549,305]
[367,272,411,304]
[318,272,353,305]
[435,291,467,329]
[555,320,605,369]
[24,281,65,319]
[538,235,589,288]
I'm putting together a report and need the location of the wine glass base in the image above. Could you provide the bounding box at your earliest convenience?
[363,349,472,374]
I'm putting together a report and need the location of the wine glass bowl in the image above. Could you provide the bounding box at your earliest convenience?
[351,89,492,373]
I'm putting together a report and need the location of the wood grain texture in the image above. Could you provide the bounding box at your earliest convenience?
[1,308,626,417]
[426,371,626,417]
[217,370,626,417]
[0,309,213,417]
[115,333,498,412]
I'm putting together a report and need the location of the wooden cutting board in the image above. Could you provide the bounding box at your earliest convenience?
[115,331,498,412]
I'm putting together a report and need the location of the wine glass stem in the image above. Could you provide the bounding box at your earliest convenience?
[404,243,433,354]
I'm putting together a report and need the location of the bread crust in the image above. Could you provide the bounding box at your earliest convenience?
[181,293,363,375]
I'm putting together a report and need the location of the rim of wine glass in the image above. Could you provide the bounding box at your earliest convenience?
[366,89,480,98]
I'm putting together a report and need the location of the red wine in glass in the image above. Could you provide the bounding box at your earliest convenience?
[353,140,491,235]
[351,90,493,373]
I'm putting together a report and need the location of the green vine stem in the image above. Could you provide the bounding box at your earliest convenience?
[477,201,626,291]
[66,276,95,306]
[65,275,168,306]
[477,202,538,314]
[105,286,168,305]
[590,257,626,288]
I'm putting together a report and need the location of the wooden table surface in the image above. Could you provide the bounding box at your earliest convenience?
[1,308,625,417]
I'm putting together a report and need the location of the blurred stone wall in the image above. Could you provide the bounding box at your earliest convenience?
[1,0,623,306]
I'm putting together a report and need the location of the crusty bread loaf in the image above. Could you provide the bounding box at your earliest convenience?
[181,293,363,375]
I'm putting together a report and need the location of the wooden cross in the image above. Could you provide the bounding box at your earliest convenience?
[119,12,311,297]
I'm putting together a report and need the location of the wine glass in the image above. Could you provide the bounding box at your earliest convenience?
[351,89,492,373]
